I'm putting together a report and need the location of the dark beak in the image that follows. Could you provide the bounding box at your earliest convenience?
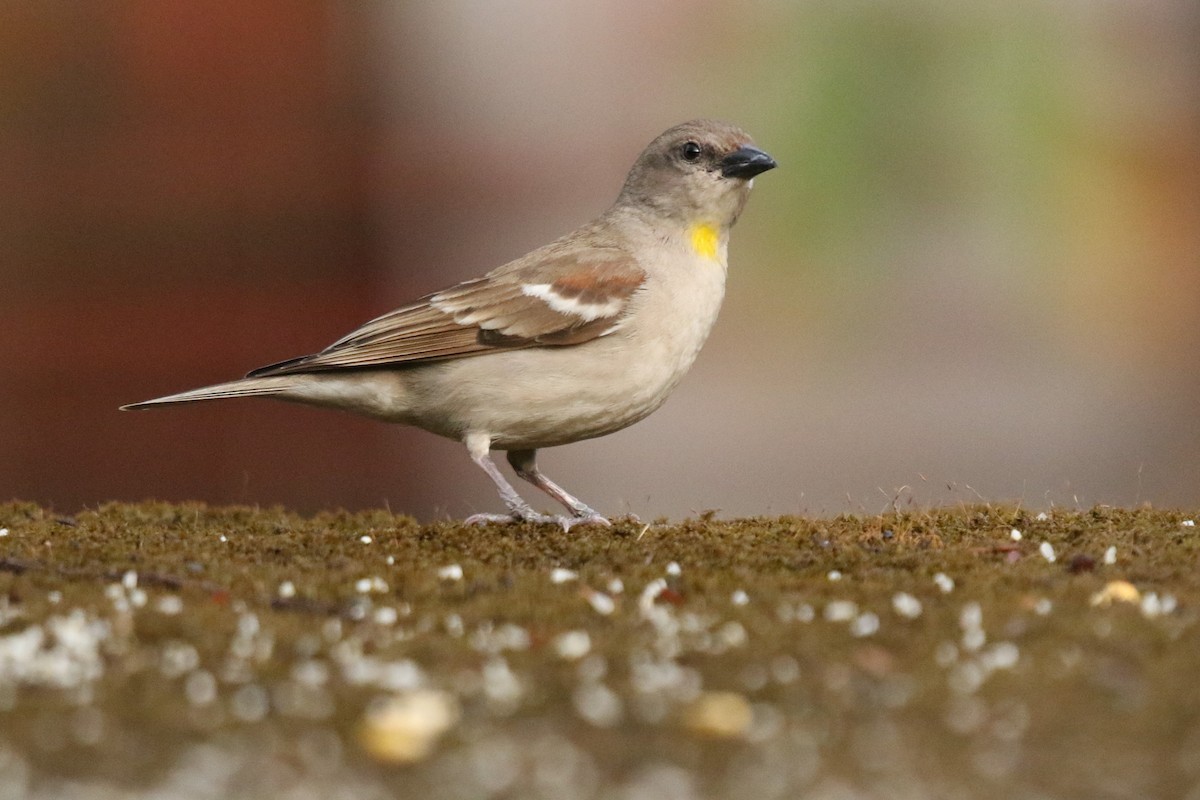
[720,145,777,179]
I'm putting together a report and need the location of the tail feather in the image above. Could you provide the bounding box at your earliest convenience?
[120,377,296,410]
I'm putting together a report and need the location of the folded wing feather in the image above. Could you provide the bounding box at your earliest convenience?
[247,251,645,378]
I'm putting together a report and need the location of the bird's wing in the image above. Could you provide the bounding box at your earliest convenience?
[247,249,646,377]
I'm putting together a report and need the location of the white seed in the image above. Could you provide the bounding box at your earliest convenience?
[573,682,623,728]
[891,592,923,620]
[1140,593,1163,618]
[437,564,463,581]
[824,600,858,622]
[1010,528,1022,541]
[585,590,616,616]
[849,612,880,637]
[156,595,183,615]
[933,573,955,593]
[731,589,750,606]
[1103,546,1117,565]
[553,630,592,660]
[550,568,578,585]
[1039,542,1056,563]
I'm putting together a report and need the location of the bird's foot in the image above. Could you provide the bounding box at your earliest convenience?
[464,510,611,531]
[549,512,610,532]
[465,510,557,526]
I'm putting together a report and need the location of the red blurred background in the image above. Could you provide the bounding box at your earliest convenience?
[4,2,1199,519]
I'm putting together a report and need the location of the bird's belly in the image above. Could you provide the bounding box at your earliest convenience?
[395,341,678,449]
[382,256,726,450]
[397,320,710,449]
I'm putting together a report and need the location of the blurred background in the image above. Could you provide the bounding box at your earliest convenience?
[3,1,1198,520]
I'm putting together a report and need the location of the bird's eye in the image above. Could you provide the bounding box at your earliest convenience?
[680,141,702,162]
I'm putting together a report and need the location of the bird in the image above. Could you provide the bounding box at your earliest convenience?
[122,119,776,529]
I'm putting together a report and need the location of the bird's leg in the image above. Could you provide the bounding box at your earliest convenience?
[463,434,557,526]
[507,449,610,528]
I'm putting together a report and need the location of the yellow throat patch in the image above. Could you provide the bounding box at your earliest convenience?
[689,223,721,261]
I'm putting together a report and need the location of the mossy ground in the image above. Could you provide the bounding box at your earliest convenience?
[1,501,1198,799]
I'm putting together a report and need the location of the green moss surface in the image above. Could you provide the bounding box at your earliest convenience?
[1,502,1197,798]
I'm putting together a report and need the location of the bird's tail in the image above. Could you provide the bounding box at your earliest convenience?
[120,376,298,411]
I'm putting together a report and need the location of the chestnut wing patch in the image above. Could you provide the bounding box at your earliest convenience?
[247,252,645,377]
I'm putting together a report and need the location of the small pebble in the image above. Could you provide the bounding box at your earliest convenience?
[607,578,624,594]
[1010,529,1022,541]
[666,562,682,576]
[1182,520,1195,527]
[1103,546,1117,565]
[278,581,296,599]
[827,570,843,582]
[731,589,750,606]
[0,528,8,537]
[1039,542,1056,563]
[360,535,373,544]
[437,564,464,581]
[122,571,138,591]
[1067,554,1096,574]
[1033,598,1053,616]
[386,555,395,566]
[933,573,955,594]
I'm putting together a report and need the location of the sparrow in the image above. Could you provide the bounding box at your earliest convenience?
[123,119,777,529]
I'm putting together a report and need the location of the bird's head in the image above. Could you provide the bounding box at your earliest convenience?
[617,119,776,233]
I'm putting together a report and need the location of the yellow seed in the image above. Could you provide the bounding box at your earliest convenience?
[1090,580,1141,607]
[683,691,752,738]
[358,690,460,763]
